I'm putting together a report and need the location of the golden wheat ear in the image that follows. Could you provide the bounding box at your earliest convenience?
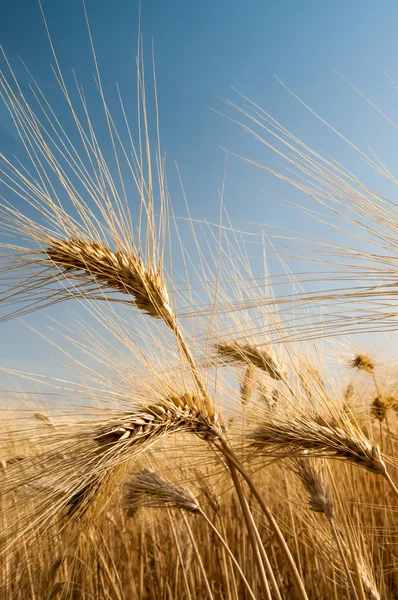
[216,340,288,381]
[123,469,200,514]
[249,413,387,475]
[123,469,257,600]
[0,38,171,325]
[45,237,173,320]
[293,457,334,519]
[0,234,173,322]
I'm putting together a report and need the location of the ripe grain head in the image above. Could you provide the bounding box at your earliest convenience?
[123,469,200,514]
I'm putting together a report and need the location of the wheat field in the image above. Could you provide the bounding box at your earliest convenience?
[1,7,398,600]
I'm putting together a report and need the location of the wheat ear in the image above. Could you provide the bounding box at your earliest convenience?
[249,414,387,475]
[250,412,398,499]
[46,238,174,320]
[240,365,257,406]
[216,340,288,381]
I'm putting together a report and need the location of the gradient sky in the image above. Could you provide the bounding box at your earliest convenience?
[1,0,398,384]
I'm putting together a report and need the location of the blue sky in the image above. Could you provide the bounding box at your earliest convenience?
[1,0,398,383]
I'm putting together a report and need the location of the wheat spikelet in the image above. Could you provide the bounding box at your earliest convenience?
[180,527,194,572]
[371,395,397,423]
[343,383,355,414]
[34,412,56,429]
[298,363,325,400]
[344,384,354,402]
[216,340,287,381]
[355,561,380,600]
[46,237,173,320]
[293,457,334,519]
[349,354,375,374]
[339,533,381,600]
[249,414,386,474]
[123,469,200,514]
[0,456,25,471]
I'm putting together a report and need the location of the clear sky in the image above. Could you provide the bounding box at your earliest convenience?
[1,0,398,383]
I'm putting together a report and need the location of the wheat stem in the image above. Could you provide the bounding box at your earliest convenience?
[219,519,240,600]
[226,461,272,600]
[219,443,309,600]
[237,498,283,600]
[168,508,193,600]
[164,314,214,417]
[199,510,257,600]
[181,512,215,600]
[328,519,360,600]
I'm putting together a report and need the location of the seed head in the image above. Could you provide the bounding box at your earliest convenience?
[349,354,374,374]
[216,340,288,381]
[47,237,173,320]
[371,396,397,423]
[293,458,334,519]
[123,469,200,514]
[249,414,387,475]
[240,365,257,406]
